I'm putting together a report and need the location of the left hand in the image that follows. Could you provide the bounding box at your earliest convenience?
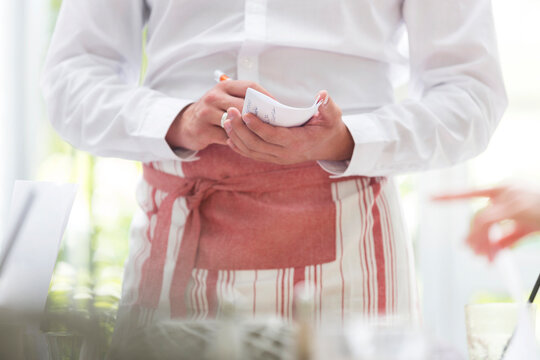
[222,90,354,165]
[432,184,540,261]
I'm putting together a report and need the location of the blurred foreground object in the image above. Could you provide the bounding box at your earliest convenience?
[109,288,462,360]
[1,306,463,359]
[0,309,107,360]
[0,181,77,311]
[433,183,540,260]
[0,181,78,359]
[465,302,537,360]
[108,317,463,360]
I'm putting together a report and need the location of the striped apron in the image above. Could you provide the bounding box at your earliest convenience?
[116,144,418,328]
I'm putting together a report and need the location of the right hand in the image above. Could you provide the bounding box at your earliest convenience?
[166,80,273,151]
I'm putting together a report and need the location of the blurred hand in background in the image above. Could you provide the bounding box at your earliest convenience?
[433,183,540,261]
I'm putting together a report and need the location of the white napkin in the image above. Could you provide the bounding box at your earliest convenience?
[0,181,77,313]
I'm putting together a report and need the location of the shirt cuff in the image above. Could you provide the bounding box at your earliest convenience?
[137,95,198,161]
[318,113,389,178]
[317,159,350,177]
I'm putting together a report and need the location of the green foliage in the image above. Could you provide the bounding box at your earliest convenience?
[50,0,62,12]
[141,28,148,82]
[42,1,141,355]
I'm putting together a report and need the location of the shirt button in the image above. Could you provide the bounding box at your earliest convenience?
[240,57,254,70]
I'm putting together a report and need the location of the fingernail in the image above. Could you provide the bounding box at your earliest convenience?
[243,114,251,124]
[224,121,232,133]
[323,95,329,106]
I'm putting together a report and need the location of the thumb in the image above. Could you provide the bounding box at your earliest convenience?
[495,225,534,250]
[226,107,242,122]
[314,90,341,122]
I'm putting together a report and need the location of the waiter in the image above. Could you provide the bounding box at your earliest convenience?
[42,0,506,329]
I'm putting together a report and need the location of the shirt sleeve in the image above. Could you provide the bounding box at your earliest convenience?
[318,0,507,177]
[41,0,195,162]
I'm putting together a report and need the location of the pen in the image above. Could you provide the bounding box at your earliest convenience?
[214,70,231,128]
[214,70,231,83]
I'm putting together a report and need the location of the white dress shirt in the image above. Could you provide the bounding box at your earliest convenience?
[42,0,507,177]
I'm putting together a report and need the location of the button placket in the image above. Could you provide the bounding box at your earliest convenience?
[237,0,268,82]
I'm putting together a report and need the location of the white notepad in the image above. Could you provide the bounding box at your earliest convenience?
[0,181,77,313]
[242,88,322,127]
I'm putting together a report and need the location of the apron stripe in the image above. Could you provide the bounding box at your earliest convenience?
[206,270,218,318]
[275,269,279,316]
[195,269,202,319]
[370,179,386,314]
[197,269,205,319]
[383,192,397,314]
[356,179,371,315]
[190,269,199,319]
[252,270,258,316]
[220,270,228,316]
[202,270,209,319]
[334,183,346,321]
[363,179,376,316]
[231,270,236,300]
[285,269,291,319]
[292,267,305,319]
[281,268,286,317]
[311,266,320,321]
[317,265,323,323]
[367,182,378,315]
[379,185,392,313]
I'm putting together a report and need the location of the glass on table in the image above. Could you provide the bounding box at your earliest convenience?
[465,303,537,360]
[46,331,83,360]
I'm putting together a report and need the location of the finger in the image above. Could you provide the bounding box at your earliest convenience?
[469,206,503,231]
[487,248,497,262]
[241,111,288,146]
[466,204,520,260]
[226,138,264,161]
[198,107,229,127]
[223,118,249,152]
[224,116,281,159]
[495,226,534,250]
[313,90,341,123]
[227,138,247,157]
[228,112,284,155]
[226,137,279,164]
[466,211,497,254]
[466,229,491,254]
[220,80,275,99]
[212,94,244,113]
[206,125,229,146]
[468,233,498,262]
[431,188,504,201]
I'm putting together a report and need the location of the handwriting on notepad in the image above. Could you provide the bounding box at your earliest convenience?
[242,88,321,128]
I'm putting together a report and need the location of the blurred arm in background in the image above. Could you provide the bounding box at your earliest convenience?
[433,183,540,260]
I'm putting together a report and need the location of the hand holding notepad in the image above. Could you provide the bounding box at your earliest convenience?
[242,88,323,127]
[225,86,353,164]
